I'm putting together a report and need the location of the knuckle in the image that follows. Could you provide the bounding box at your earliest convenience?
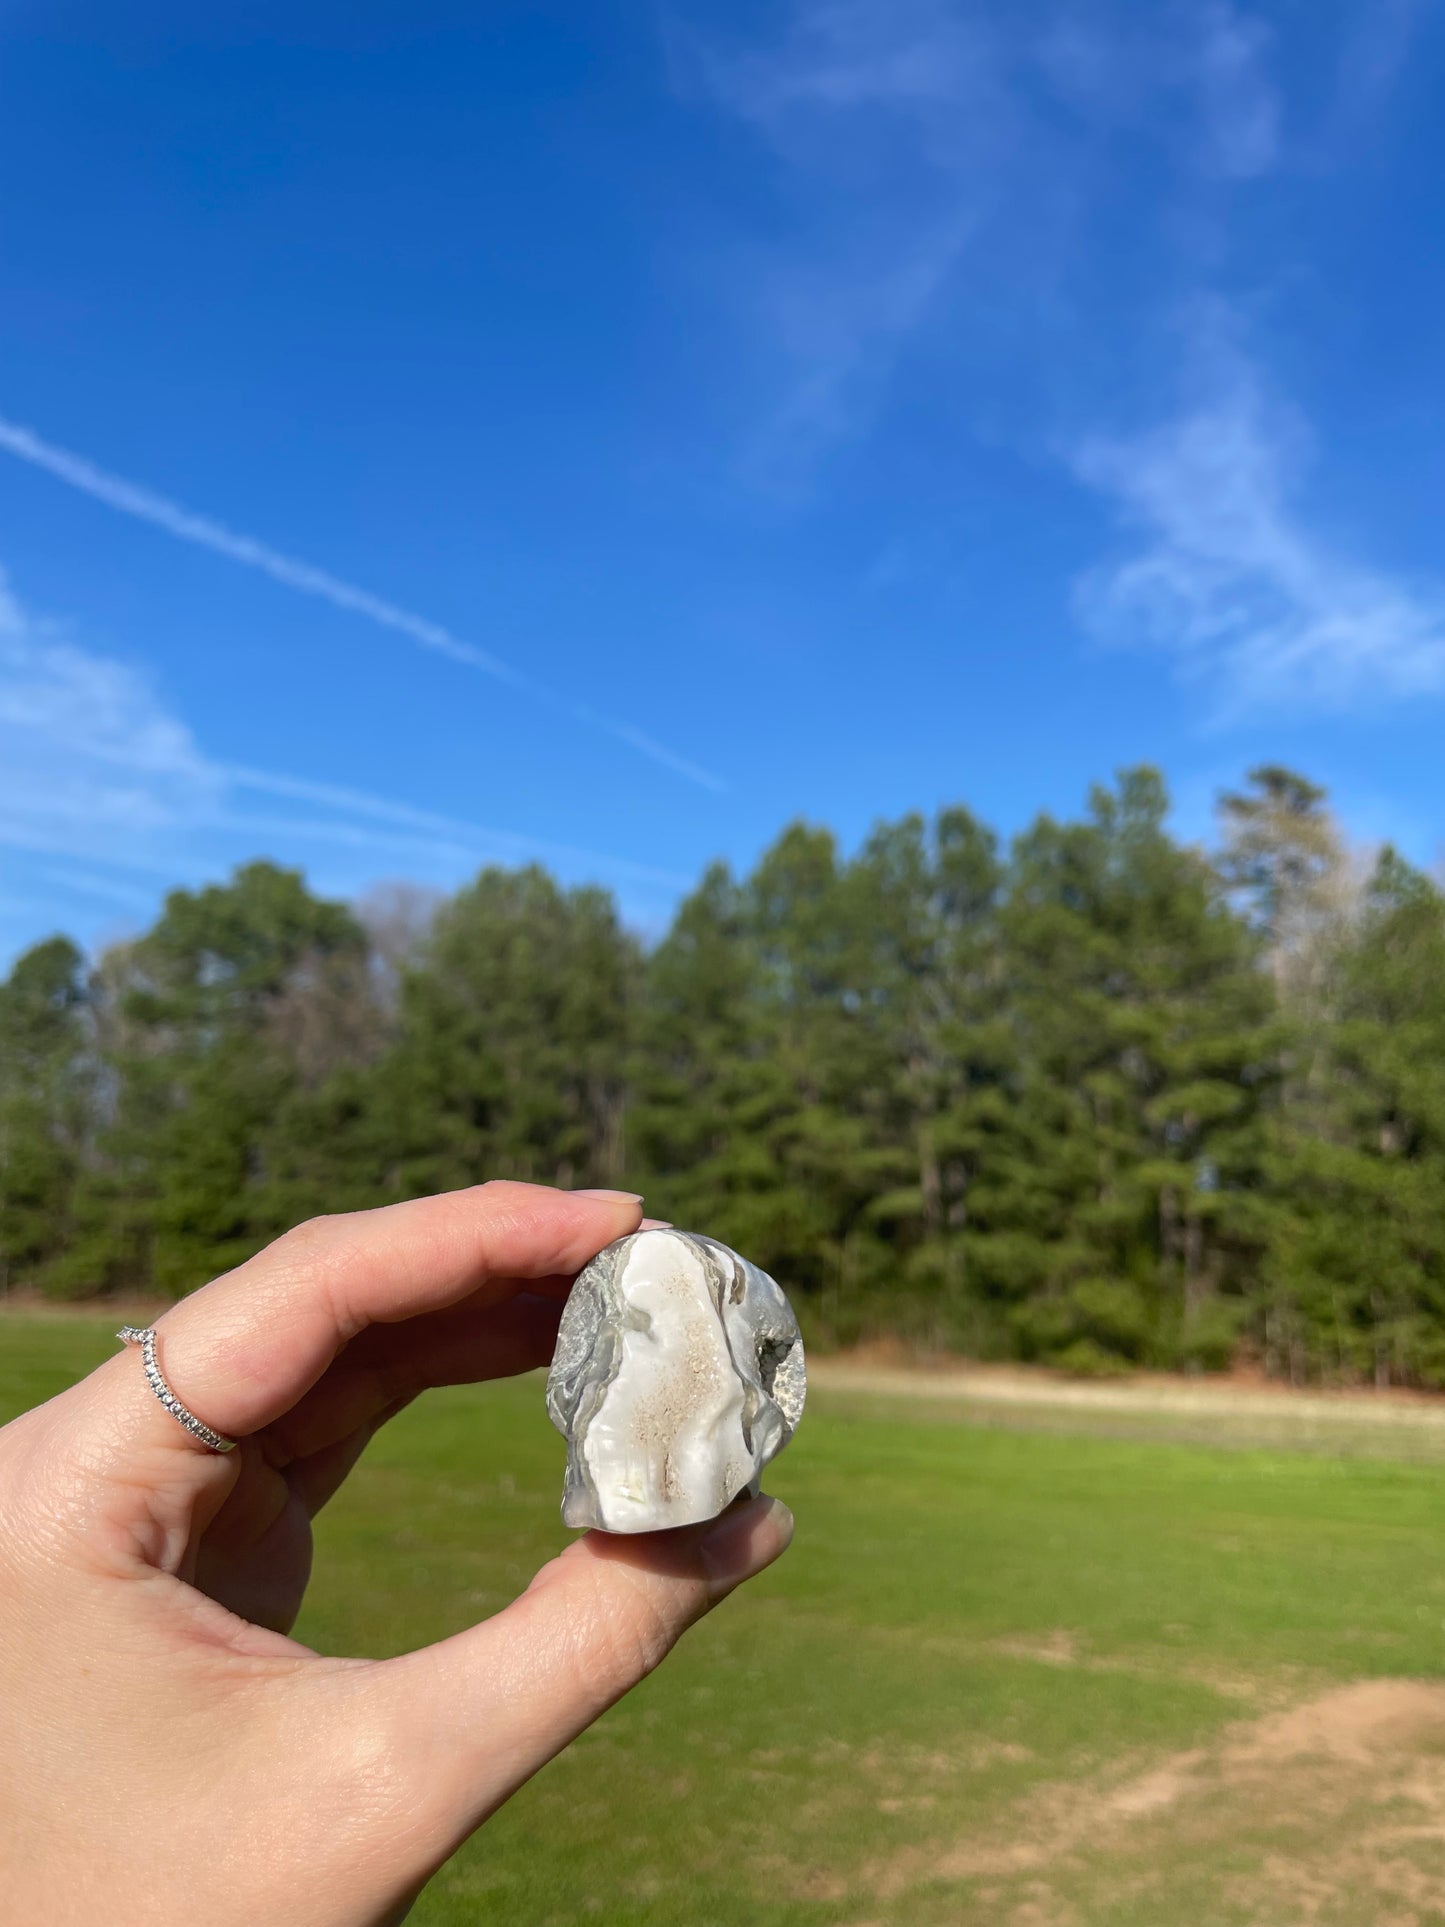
[477,1176,549,1220]
[586,1573,684,1695]
[275,1214,342,1262]
[269,1215,367,1333]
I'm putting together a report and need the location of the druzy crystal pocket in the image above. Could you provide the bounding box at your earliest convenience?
[545,1229,806,1533]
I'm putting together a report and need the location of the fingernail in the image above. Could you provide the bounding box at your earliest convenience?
[700,1495,794,1603]
[573,1189,644,1203]
[640,1217,673,1230]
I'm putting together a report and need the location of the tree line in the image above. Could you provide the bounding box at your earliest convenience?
[4,764,1445,1385]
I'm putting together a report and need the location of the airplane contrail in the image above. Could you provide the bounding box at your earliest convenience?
[220,762,693,887]
[0,413,726,793]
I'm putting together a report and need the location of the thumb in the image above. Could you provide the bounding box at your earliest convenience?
[368,1494,793,1840]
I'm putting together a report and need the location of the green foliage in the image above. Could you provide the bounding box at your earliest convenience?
[49,862,371,1296]
[5,766,1445,1382]
[362,867,639,1199]
[0,935,91,1290]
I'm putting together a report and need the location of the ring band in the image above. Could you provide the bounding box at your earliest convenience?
[116,1326,238,1454]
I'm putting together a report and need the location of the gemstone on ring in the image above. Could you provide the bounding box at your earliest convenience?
[116,1326,238,1454]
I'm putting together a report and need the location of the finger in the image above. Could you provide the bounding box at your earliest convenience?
[75,1184,641,1458]
[367,1495,793,1843]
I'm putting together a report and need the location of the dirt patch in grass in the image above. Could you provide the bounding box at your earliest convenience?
[978,1627,1286,1709]
[860,1678,1445,1921]
[1234,1678,1445,1764]
[810,1356,1445,1426]
[810,1357,1445,1464]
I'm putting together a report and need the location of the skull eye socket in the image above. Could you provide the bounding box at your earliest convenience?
[756,1332,793,1402]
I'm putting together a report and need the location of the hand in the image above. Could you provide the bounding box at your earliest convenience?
[0,1182,793,1926]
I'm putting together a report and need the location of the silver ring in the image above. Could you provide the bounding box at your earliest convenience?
[116,1326,238,1454]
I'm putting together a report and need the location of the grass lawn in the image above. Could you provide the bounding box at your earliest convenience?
[7,1315,1445,1925]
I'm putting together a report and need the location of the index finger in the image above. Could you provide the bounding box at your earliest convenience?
[87,1183,643,1447]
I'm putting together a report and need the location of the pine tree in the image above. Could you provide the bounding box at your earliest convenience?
[0,937,92,1293]
[1265,851,1445,1385]
[58,863,369,1296]
[369,866,640,1198]
[1217,766,1354,1380]
[994,769,1276,1371]
[835,808,1012,1348]
[635,826,879,1318]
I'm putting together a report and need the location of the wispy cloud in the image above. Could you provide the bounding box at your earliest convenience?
[0,569,221,865]
[1071,327,1445,709]
[35,866,158,910]
[0,566,690,957]
[694,1,1285,185]
[216,765,690,888]
[674,0,998,479]
[672,1,1292,482]
[697,0,997,127]
[1036,2,1280,179]
[682,4,1437,723]
[1326,0,1429,146]
[0,414,725,794]
[1192,2,1279,179]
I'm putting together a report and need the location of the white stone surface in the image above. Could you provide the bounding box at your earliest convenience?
[546,1229,806,1533]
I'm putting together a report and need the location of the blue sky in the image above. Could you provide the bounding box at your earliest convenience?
[2,0,1442,963]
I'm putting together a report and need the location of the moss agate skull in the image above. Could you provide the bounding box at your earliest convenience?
[545,1229,806,1533]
